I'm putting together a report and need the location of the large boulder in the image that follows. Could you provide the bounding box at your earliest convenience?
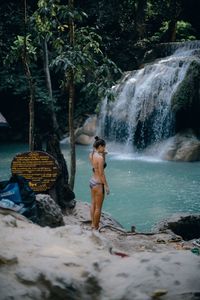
[162,130,200,161]
[36,194,64,227]
[75,134,94,145]
[155,213,200,241]
[75,115,97,145]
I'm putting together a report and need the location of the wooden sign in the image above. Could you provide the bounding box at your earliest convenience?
[11,151,60,192]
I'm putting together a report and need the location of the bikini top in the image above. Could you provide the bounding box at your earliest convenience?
[92,162,107,173]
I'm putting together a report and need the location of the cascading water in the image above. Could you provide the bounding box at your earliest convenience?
[98,41,200,152]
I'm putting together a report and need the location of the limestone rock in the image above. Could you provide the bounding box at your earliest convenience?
[155,213,200,240]
[75,134,94,145]
[63,201,123,229]
[75,115,97,145]
[82,115,97,136]
[36,194,64,227]
[162,130,200,161]
[0,203,200,300]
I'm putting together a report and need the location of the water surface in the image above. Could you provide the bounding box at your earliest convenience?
[62,143,200,231]
[1,143,200,231]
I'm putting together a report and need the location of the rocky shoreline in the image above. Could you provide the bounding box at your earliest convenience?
[0,200,200,300]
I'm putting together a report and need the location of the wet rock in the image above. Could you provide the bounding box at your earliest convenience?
[171,60,200,134]
[63,201,124,230]
[36,194,64,227]
[155,213,200,240]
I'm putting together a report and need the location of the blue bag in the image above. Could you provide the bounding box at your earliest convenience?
[0,182,22,204]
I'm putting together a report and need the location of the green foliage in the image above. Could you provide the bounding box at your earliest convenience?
[32,0,87,40]
[0,2,24,60]
[0,68,27,94]
[52,27,103,79]
[151,20,197,43]
[176,21,196,42]
[6,35,37,64]
[52,24,122,103]
[0,64,59,108]
[83,57,121,98]
[32,0,62,41]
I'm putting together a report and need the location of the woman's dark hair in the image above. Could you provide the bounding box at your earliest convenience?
[93,136,106,149]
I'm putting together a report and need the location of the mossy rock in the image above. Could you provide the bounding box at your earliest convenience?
[171,60,200,112]
[171,60,200,133]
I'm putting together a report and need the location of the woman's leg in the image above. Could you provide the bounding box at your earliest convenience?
[93,185,104,229]
[90,188,95,228]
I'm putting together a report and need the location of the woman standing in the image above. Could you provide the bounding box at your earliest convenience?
[89,136,110,230]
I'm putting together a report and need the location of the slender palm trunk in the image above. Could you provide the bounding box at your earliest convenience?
[68,69,76,189]
[135,0,147,40]
[68,0,76,190]
[25,62,35,151]
[167,20,177,42]
[43,36,75,207]
[23,0,35,150]
[43,37,59,135]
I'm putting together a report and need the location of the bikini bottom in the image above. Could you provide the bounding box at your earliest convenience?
[89,178,104,193]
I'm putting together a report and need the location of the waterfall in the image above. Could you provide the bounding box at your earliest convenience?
[98,41,200,152]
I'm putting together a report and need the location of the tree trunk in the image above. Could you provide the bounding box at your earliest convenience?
[22,57,35,151]
[68,70,76,190]
[167,20,177,42]
[23,0,35,151]
[43,37,75,209]
[43,37,60,136]
[27,70,35,151]
[135,0,147,40]
[68,0,76,190]
[46,134,75,210]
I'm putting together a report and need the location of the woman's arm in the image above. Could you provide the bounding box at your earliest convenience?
[89,153,92,164]
[89,150,94,166]
[98,156,110,195]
